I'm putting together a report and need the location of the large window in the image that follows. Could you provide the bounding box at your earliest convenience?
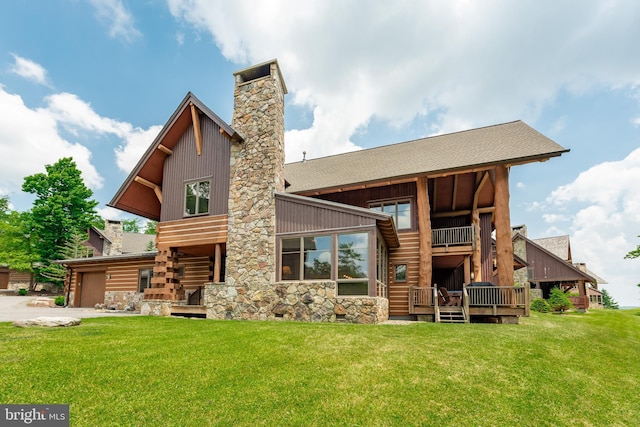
[138,269,153,293]
[185,180,210,216]
[337,233,369,296]
[281,235,332,281]
[369,200,412,230]
[280,232,371,296]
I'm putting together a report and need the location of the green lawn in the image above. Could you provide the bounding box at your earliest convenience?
[1,310,639,426]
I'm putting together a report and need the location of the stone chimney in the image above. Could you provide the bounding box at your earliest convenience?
[103,219,124,255]
[225,60,287,287]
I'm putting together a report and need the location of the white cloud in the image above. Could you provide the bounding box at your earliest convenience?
[168,0,640,161]
[114,125,163,173]
[544,148,640,306]
[516,182,525,189]
[90,0,141,42]
[0,85,161,200]
[9,54,49,85]
[0,87,102,193]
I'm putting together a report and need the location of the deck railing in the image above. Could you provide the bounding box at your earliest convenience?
[432,225,475,247]
[465,285,528,307]
[410,284,530,315]
[376,280,388,299]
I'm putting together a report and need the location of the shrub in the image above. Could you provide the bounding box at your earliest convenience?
[531,298,551,313]
[54,296,65,306]
[18,288,28,296]
[549,287,573,313]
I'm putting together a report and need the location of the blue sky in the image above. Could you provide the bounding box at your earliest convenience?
[1,0,639,306]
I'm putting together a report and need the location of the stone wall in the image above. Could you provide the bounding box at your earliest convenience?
[103,291,145,311]
[205,281,388,324]
[226,60,286,289]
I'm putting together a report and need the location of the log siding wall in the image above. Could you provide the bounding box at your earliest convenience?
[156,215,228,247]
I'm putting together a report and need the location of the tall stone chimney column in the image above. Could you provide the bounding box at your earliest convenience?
[225,60,287,287]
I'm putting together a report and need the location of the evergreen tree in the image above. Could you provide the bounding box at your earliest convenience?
[548,287,573,313]
[601,289,619,309]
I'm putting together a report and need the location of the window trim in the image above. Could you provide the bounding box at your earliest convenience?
[368,198,413,230]
[138,268,153,293]
[184,178,211,217]
[393,263,408,283]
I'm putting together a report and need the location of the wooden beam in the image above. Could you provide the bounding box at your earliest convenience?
[494,165,514,287]
[471,209,482,282]
[214,243,222,283]
[190,102,203,156]
[134,176,163,204]
[451,174,459,211]
[416,177,432,287]
[432,177,438,213]
[473,171,490,210]
[157,144,173,155]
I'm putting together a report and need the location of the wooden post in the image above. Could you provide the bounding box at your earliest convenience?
[464,256,471,284]
[494,165,514,287]
[214,243,222,283]
[471,209,482,282]
[416,177,432,287]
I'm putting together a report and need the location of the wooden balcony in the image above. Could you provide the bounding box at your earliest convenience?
[409,283,530,321]
[431,225,476,248]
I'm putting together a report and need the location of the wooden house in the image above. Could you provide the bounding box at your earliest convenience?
[512,233,603,311]
[60,59,568,323]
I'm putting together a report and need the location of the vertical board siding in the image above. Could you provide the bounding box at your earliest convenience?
[388,231,420,316]
[480,212,493,283]
[276,197,376,233]
[161,116,231,222]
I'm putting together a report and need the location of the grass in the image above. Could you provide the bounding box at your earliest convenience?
[1,310,639,426]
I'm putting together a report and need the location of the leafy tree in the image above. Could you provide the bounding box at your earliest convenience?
[624,236,640,288]
[0,196,36,272]
[122,218,140,233]
[548,287,573,313]
[144,220,158,234]
[338,242,366,278]
[22,157,99,284]
[625,235,640,259]
[601,289,619,309]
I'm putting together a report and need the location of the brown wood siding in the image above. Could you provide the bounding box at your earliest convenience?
[526,241,591,282]
[9,270,31,282]
[276,197,377,233]
[313,182,417,230]
[480,212,493,283]
[180,256,213,290]
[86,229,105,255]
[69,256,211,294]
[0,268,8,289]
[388,231,420,316]
[160,116,231,222]
[156,215,228,248]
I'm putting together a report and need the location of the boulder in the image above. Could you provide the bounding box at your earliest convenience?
[13,317,81,328]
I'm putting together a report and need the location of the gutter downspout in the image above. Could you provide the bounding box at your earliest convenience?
[65,266,73,307]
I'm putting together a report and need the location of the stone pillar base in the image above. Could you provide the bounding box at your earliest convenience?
[140,300,173,316]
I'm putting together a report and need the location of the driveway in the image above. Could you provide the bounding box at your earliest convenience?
[0,295,141,323]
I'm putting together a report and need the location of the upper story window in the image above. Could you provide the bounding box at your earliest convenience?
[185,180,210,216]
[369,199,412,230]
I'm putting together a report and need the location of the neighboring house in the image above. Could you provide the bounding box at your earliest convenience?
[512,229,606,311]
[0,266,32,291]
[60,59,568,323]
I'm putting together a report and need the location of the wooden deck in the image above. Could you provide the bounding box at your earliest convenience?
[409,284,530,322]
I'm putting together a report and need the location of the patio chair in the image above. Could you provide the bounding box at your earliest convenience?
[439,287,452,306]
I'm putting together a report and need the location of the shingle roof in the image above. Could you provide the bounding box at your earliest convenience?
[122,233,155,254]
[284,120,568,194]
[533,235,571,261]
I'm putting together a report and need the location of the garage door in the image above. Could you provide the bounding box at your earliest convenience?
[78,271,106,307]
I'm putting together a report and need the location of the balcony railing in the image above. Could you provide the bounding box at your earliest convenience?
[432,225,475,247]
[376,280,388,299]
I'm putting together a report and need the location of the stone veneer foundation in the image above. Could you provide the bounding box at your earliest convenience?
[205,282,388,324]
